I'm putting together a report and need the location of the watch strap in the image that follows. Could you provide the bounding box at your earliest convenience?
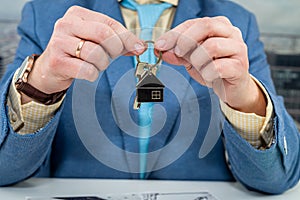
[16,80,66,105]
[15,55,67,105]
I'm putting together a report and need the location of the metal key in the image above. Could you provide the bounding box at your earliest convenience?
[133,41,164,110]
[135,62,151,80]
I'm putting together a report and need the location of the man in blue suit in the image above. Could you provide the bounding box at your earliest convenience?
[0,0,299,194]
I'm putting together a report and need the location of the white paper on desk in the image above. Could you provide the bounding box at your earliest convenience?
[107,192,218,200]
[26,191,218,200]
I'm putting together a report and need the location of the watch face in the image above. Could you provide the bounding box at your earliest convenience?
[16,56,30,80]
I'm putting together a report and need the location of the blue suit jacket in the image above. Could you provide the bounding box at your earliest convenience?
[0,0,299,194]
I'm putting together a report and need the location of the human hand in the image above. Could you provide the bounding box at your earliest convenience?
[154,17,266,116]
[24,6,146,103]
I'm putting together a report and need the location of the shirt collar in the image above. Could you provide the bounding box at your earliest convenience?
[118,0,178,6]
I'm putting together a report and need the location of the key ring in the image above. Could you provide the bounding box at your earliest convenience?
[136,40,162,70]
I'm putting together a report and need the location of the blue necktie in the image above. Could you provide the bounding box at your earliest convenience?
[120,0,172,179]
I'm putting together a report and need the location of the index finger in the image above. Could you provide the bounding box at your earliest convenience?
[66,6,146,54]
[155,17,242,52]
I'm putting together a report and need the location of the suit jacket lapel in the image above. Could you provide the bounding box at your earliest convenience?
[172,0,202,27]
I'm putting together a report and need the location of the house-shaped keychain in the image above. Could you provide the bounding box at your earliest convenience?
[136,71,165,103]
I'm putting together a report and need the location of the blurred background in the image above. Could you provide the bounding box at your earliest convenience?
[0,0,300,123]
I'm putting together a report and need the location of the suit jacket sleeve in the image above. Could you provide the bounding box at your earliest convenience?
[0,2,62,186]
[223,13,300,194]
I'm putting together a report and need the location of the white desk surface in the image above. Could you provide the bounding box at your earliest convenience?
[0,178,299,200]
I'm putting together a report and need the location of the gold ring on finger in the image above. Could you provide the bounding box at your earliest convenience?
[75,39,86,59]
[186,64,193,71]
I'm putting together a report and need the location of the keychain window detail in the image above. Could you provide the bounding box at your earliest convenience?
[152,91,161,100]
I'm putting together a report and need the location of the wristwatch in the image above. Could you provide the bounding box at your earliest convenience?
[15,55,66,105]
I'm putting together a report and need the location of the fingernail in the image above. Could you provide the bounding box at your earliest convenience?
[155,40,166,49]
[175,46,181,56]
[134,42,145,54]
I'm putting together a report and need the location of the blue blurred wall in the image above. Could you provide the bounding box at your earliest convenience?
[0,0,27,20]
[234,0,300,35]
